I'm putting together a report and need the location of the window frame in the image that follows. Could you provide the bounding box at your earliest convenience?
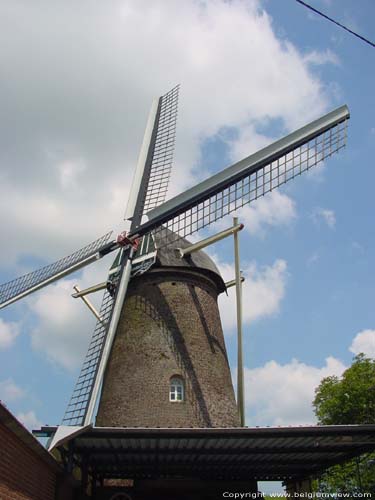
[169,376,185,403]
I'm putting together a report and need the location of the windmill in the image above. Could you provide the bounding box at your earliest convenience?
[0,86,350,434]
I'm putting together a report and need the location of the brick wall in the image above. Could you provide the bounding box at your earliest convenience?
[96,267,240,428]
[0,420,55,500]
[0,403,75,500]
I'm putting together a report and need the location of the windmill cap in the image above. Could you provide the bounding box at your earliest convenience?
[152,228,226,293]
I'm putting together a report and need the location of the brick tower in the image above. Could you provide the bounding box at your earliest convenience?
[96,230,240,428]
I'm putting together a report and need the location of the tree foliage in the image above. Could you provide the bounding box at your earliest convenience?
[314,354,375,425]
[312,354,375,494]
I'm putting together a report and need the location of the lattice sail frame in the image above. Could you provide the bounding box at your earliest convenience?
[0,232,113,310]
[142,85,179,214]
[62,279,118,425]
[136,105,349,245]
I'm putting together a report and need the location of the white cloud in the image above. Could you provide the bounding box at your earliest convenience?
[243,329,374,427]
[0,378,24,402]
[210,190,296,239]
[303,49,340,66]
[238,191,297,236]
[312,207,336,228]
[58,158,87,191]
[349,329,375,358]
[27,255,113,371]
[227,123,275,163]
[0,0,337,272]
[29,278,91,371]
[16,410,42,431]
[305,161,326,182]
[0,319,20,350]
[244,356,346,426]
[218,258,288,331]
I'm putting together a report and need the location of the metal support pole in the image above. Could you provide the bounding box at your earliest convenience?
[225,275,245,289]
[177,223,244,258]
[73,286,103,323]
[72,282,107,298]
[84,247,135,425]
[233,216,245,426]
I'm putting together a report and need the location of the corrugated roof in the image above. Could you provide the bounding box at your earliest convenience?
[49,425,375,481]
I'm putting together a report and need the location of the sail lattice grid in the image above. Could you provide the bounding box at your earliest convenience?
[0,232,112,309]
[142,85,179,215]
[62,285,117,426]
[148,117,348,246]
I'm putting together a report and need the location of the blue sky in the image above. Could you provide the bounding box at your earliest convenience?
[0,0,374,459]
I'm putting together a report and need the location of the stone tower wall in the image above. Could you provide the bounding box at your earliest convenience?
[96,268,240,428]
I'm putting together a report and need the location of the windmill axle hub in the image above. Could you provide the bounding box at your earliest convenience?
[116,231,140,249]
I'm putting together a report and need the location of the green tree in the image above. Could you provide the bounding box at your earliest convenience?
[313,354,375,495]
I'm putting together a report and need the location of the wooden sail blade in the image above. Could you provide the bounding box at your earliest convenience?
[136,105,349,244]
[0,231,114,310]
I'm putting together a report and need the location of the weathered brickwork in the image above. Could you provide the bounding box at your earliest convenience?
[0,402,76,500]
[0,419,56,500]
[97,267,240,428]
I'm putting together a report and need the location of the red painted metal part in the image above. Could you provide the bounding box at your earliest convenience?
[116,231,140,250]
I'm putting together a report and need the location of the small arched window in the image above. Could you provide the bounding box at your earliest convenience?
[170,376,184,402]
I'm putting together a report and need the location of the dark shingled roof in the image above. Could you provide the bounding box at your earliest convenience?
[152,228,226,293]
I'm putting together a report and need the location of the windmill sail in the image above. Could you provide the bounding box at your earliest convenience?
[137,105,349,244]
[142,85,179,215]
[0,231,113,310]
[62,86,180,426]
[62,287,116,425]
[125,85,180,227]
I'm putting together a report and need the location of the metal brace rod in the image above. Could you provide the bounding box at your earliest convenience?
[233,216,245,426]
[73,286,103,323]
[225,275,245,289]
[72,282,107,298]
[176,223,244,258]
